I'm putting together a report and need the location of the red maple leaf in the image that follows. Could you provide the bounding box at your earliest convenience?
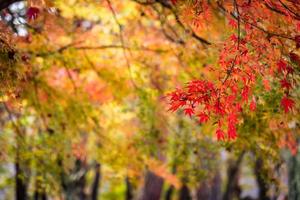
[297,22,300,31]
[229,19,238,29]
[216,128,225,141]
[27,7,40,21]
[280,79,292,90]
[230,34,238,42]
[214,101,226,115]
[290,52,300,66]
[184,107,194,117]
[277,60,288,73]
[227,123,237,140]
[241,86,250,102]
[281,96,295,113]
[263,79,271,91]
[198,113,209,123]
[168,101,186,112]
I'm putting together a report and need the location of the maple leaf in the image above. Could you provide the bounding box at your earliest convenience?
[228,113,238,124]
[184,107,194,117]
[229,19,238,29]
[290,52,300,66]
[280,79,292,90]
[27,7,40,21]
[230,34,238,42]
[281,96,295,113]
[216,128,225,141]
[227,123,237,140]
[168,101,186,112]
[241,86,250,102]
[277,60,288,73]
[214,102,226,115]
[263,79,271,91]
[198,113,209,123]
[297,22,300,31]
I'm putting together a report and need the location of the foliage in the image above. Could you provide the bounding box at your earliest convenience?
[0,0,299,199]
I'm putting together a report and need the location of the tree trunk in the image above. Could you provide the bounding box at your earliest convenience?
[179,184,192,200]
[69,159,87,200]
[211,172,222,200]
[34,178,47,200]
[164,164,176,200]
[287,149,300,200]
[197,181,210,200]
[164,185,174,200]
[91,163,101,200]
[254,158,270,200]
[197,172,221,200]
[125,176,134,200]
[222,152,245,200]
[140,171,164,200]
[34,189,47,200]
[15,154,27,200]
[59,158,87,200]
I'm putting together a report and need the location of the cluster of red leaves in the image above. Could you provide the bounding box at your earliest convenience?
[168,80,239,141]
[168,56,296,142]
[277,59,295,113]
[168,1,299,141]
[279,131,298,156]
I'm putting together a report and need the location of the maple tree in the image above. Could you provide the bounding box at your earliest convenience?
[0,0,299,200]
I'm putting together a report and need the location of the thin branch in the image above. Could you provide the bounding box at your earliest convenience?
[217,2,294,41]
[222,54,238,85]
[2,102,22,137]
[278,0,300,19]
[131,0,156,6]
[234,0,241,50]
[26,43,169,57]
[105,0,140,89]
[131,0,211,45]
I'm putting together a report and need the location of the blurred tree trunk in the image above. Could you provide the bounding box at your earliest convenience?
[197,181,210,200]
[254,158,270,200]
[91,163,101,200]
[34,178,47,200]
[211,172,222,200]
[287,147,300,200]
[125,176,134,200]
[59,158,87,200]
[222,151,245,200]
[164,165,176,200]
[179,184,192,200]
[140,171,164,200]
[164,185,174,200]
[4,103,28,200]
[15,128,28,200]
[15,154,27,200]
[196,172,221,200]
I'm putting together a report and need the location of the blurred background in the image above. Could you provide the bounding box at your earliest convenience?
[0,0,299,199]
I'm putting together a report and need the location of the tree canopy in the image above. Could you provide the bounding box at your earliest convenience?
[0,0,299,200]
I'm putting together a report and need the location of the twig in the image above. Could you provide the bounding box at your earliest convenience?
[217,2,294,41]
[105,0,139,89]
